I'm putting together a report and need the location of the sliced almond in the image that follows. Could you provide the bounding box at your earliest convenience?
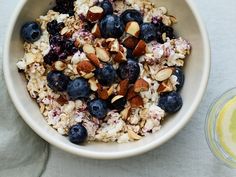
[91,23,101,38]
[134,78,149,92]
[86,6,104,22]
[128,129,142,140]
[97,84,109,100]
[52,61,67,71]
[127,86,138,100]
[83,72,95,79]
[120,106,131,120]
[107,85,114,96]
[130,95,144,108]
[108,39,119,52]
[155,68,173,81]
[87,53,102,68]
[132,40,146,57]
[88,77,98,91]
[122,35,139,49]
[95,47,110,62]
[111,95,124,104]
[83,44,95,54]
[117,79,129,96]
[113,51,127,63]
[77,60,95,74]
[157,79,173,93]
[125,21,140,38]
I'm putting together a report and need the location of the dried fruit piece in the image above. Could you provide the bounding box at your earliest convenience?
[113,51,127,63]
[132,40,146,57]
[87,53,102,67]
[77,60,95,73]
[130,95,144,108]
[117,79,129,96]
[122,35,139,49]
[155,68,173,81]
[86,6,104,22]
[91,23,101,38]
[83,44,95,54]
[125,21,140,38]
[134,78,149,92]
[157,79,173,93]
[95,47,110,62]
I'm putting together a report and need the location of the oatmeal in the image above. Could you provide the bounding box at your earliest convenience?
[17,0,191,144]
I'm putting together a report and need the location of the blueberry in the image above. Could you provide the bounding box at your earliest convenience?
[53,0,75,16]
[126,48,134,58]
[44,50,59,65]
[120,9,143,25]
[173,68,185,91]
[117,59,140,84]
[140,23,156,43]
[47,71,70,92]
[158,92,183,113]
[47,20,65,35]
[96,64,116,86]
[67,78,90,100]
[154,20,175,43]
[99,15,125,38]
[69,124,88,144]
[88,99,108,119]
[111,96,127,111]
[20,22,42,43]
[100,0,113,16]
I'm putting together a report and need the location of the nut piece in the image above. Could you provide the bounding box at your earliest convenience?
[77,60,95,73]
[155,68,173,81]
[134,78,149,92]
[87,53,102,68]
[88,77,98,91]
[157,79,173,93]
[132,40,146,57]
[130,95,144,108]
[113,51,127,63]
[95,47,110,62]
[120,106,131,120]
[111,95,124,104]
[52,61,67,71]
[82,72,94,79]
[125,21,140,38]
[117,79,129,96]
[83,44,95,54]
[108,39,119,52]
[91,23,101,38]
[97,84,109,100]
[127,86,138,100]
[86,6,104,22]
[122,35,139,49]
[128,129,142,140]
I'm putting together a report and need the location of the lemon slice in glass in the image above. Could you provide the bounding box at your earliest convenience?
[216,96,236,159]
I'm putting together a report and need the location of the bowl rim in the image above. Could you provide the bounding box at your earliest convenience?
[3,0,211,159]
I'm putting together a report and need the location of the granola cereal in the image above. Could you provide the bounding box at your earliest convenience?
[17,0,191,144]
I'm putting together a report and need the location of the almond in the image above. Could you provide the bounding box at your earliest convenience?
[83,44,95,54]
[95,47,110,62]
[128,129,142,140]
[157,79,173,93]
[108,39,119,52]
[56,95,68,106]
[119,45,125,53]
[77,60,95,73]
[97,84,109,100]
[106,38,116,44]
[155,68,173,81]
[120,106,131,120]
[122,35,139,49]
[125,21,140,38]
[91,23,101,38]
[52,61,67,71]
[83,72,94,79]
[88,77,98,91]
[86,6,104,22]
[107,85,114,96]
[113,51,127,63]
[130,95,144,108]
[134,78,149,92]
[111,95,124,104]
[132,40,146,57]
[87,53,102,68]
[117,79,129,96]
[127,86,138,100]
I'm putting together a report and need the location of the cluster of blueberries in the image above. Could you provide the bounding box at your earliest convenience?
[20,0,184,144]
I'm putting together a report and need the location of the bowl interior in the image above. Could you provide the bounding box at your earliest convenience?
[4,0,210,159]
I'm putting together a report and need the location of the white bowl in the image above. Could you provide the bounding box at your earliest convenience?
[3,0,210,159]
